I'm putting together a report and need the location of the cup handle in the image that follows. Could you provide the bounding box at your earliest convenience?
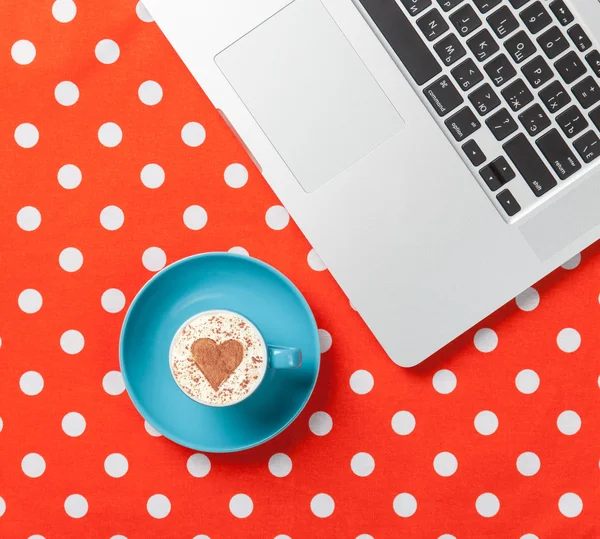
[267,346,302,369]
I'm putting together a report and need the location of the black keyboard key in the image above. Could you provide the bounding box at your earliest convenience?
[487,7,519,40]
[437,0,464,11]
[557,105,589,138]
[424,76,464,116]
[508,0,530,8]
[480,156,516,191]
[572,76,600,109]
[555,52,587,84]
[549,0,574,26]
[574,130,600,163]
[591,106,600,130]
[462,139,487,166]
[586,51,600,78]
[505,31,536,64]
[435,34,467,66]
[445,107,482,140]
[522,56,554,88]
[450,5,482,37]
[468,29,500,62]
[504,134,557,196]
[519,104,551,136]
[520,2,552,34]
[451,59,484,91]
[485,54,517,87]
[486,108,519,140]
[539,80,571,113]
[480,164,503,191]
[358,0,443,85]
[537,26,570,59]
[400,0,432,16]
[497,189,521,216]
[469,83,501,116]
[502,79,534,111]
[417,9,450,42]
[537,128,581,179]
[473,0,501,14]
[568,24,592,53]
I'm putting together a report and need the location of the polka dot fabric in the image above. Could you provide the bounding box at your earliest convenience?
[1,1,599,538]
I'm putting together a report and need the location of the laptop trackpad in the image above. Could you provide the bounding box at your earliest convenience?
[215,0,404,193]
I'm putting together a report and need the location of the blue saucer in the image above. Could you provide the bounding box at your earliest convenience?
[119,253,320,452]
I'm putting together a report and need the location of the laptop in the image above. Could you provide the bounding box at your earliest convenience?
[143,0,600,367]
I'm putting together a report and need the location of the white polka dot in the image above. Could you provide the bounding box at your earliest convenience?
[350,370,374,395]
[516,452,540,477]
[228,246,249,256]
[265,206,290,230]
[28,536,46,539]
[310,493,334,518]
[559,493,583,518]
[58,164,82,189]
[224,163,248,188]
[138,80,163,106]
[95,39,120,64]
[181,122,206,147]
[0,417,3,432]
[269,453,292,478]
[474,411,498,435]
[476,493,500,517]
[433,452,458,477]
[147,494,170,519]
[103,371,125,396]
[516,287,540,311]
[140,164,164,188]
[520,535,539,539]
[144,420,162,437]
[17,206,41,231]
[351,452,375,477]
[110,536,127,539]
[20,372,44,396]
[393,493,417,517]
[62,412,86,437]
[136,1,153,22]
[392,411,416,435]
[104,453,128,478]
[100,205,124,230]
[21,453,46,478]
[54,81,79,106]
[474,328,498,353]
[59,247,83,272]
[142,247,167,272]
[274,536,291,539]
[187,453,211,478]
[356,535,374,539]
[64,494,88,518]
[557,328,581,353]
[432,369,457,394]
[98,123,122,147]
[557,410,581,435]
[515,369,540,394]
[307,249,327,271]
[192,536,210,539]
[229,494,253,518]
[60,330,85,355]
[101,289,126,313]
[318,329,332,353]
[52,0,76,22]
[183,205,208,230]
[11,40,36,65]
[0,337,2,349]
[14,123,39,148]
[0,497,4,517]
[562,253,581,270]
[309,411,332,436]
[18,289,43,314]
[438,535,457,539]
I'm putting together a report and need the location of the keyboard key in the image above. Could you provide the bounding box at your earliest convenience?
[462,139,487,166]
[417,9,449,41]
[445,107,482,140]
[473,0,501,14]
[435,34,467,66]
[568,24,592,53]
[591,106,600,130]
[522,56,554,88]
[469,83,501,116]
[487,7,519,39]
[486,108,519,140]
[450,5,482,37]
[480,156,516,190]
[508,0,530,8]
[574,130,600,163]
[549,0,574,26]
[554,51,587,84]
[400,0,432,16]
[468,29,500,62]
[586,51,600,78]
[520,2,552,34]
[537,26,570,59]
[424,76,464,116]
[504,133,557,196]
[451,59,484,91]
[497,189,521,216]
[436,0,464,12]
[539,80,571,113]
[536,128,581,179]
[572,76,600,109]
[518,104,551,136]
[557,105,589,138]
[480,164,503,191]
[502,79,534,111]
[485,54,517,87]
[505,31,536,64]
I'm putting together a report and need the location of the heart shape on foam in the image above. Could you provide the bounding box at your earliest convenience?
[190,338,245,391]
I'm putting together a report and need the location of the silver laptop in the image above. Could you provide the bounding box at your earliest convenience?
[144,0,600,367]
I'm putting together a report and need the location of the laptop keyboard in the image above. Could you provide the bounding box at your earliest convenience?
[358,0,600,221]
